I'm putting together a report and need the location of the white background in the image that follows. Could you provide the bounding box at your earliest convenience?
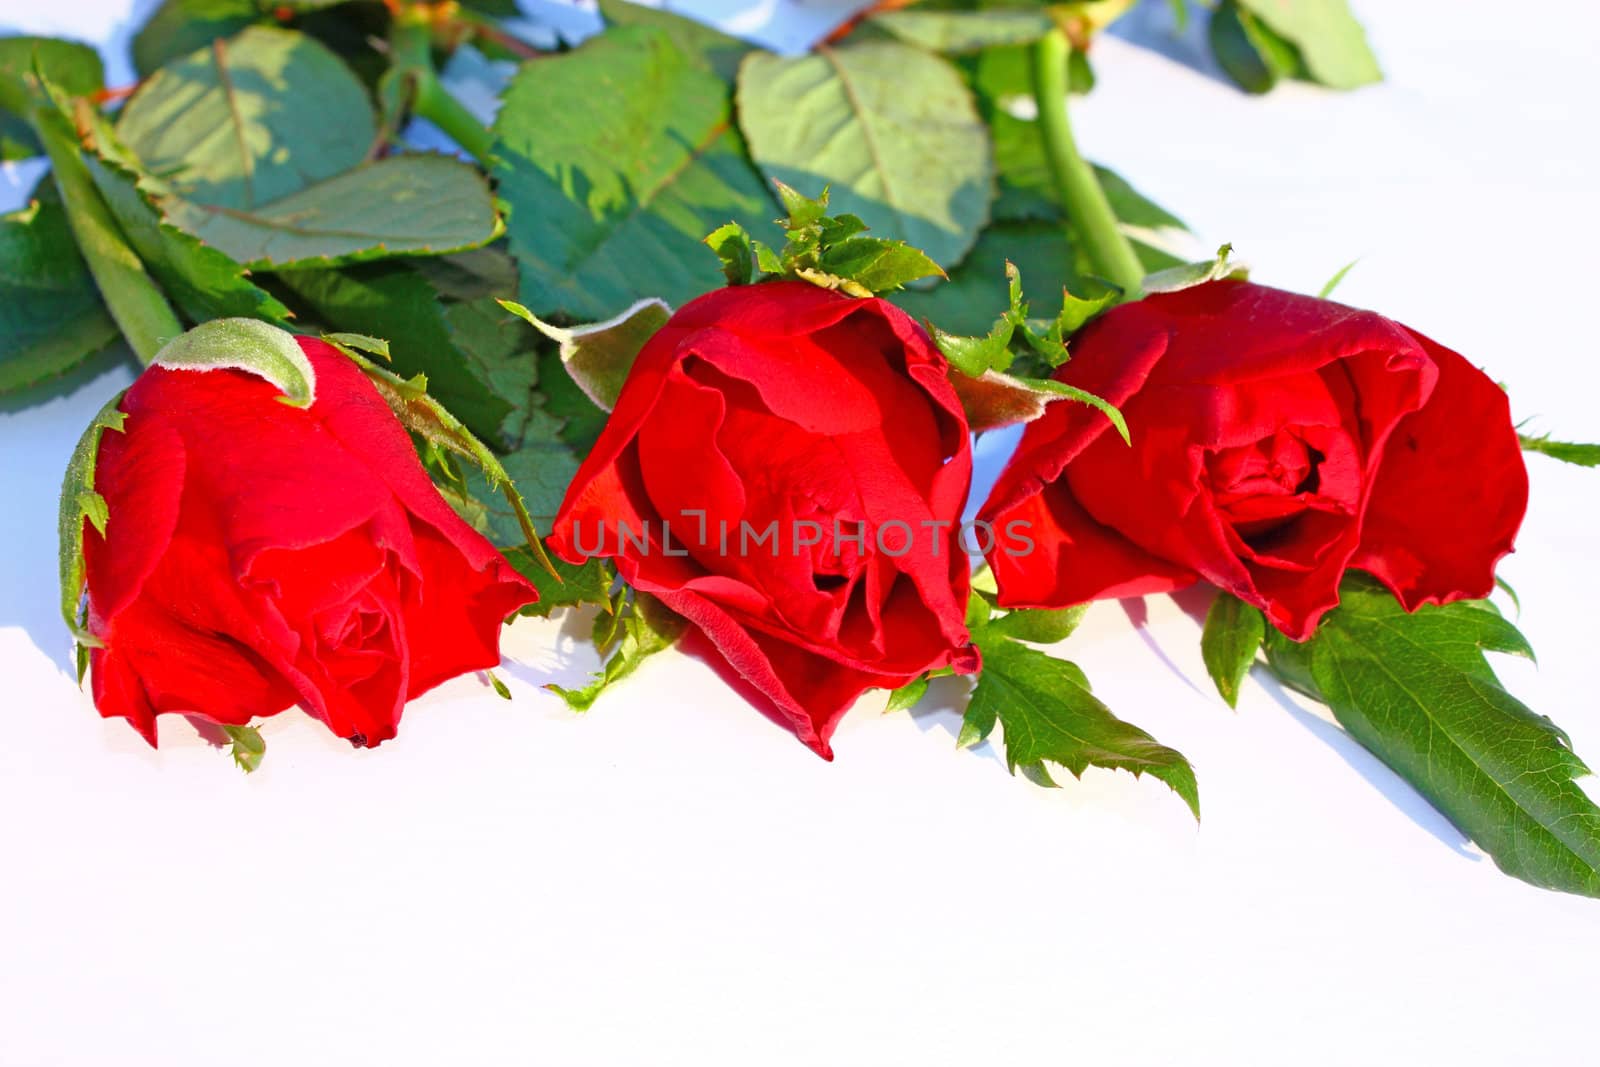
[3,1,1599,1064]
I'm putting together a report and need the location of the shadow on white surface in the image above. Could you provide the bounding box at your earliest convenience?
[1254,668,1479,860]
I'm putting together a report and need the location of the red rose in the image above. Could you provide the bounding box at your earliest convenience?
[83,337,538,747]
[548,281,979,757]
[980,280,1528,639]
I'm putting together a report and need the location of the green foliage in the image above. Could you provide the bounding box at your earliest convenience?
[867,10,1054,54]
[500,297,671,412]
[58,393,128,645]
[131,0,262,77]
[708,183,944,297]
[549,592,687,711]
[1200,593,1265,708]
[503,549,613,619]
[1519,433,1600,468]
[0,195,120,393]
[985,603,1090,645]
[160,155,501,268]
[738,40,992,273]
[963,628,1201,818]
[221,723,266,773]
[1142,242,1246,293]
[0,36,104,160]
[118,26,374,209]
[152,317,317,407]
[493,26,777,319]
[274,263,516,445]
[927,261,1124,435]
[596,0,751,81]
[114,28,497,268]
[1264,578,1600,897]
[1212,0,1382,93]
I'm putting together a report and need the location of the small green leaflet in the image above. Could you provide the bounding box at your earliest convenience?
[985,603,1090,646]
[117,27,375,211]
[738,41,992,272]
[58,392,128,644]
[221,723,266,773]
[1235,0,1381,90]
[1263,578,1600,898]
[549,592,686,711]
[928,261,1124,435]
[493,26,778,319]
[963,630,1201,819]
[502,549,613,619]
[867,10,1054,54]
[499,297,670,412]
[1318,259,1358,299]
[0,194,119,393]
[1519,433,1600,468]
[1200,593,1265,708]
[710,183,944,296]
[1142,243,1246,294]
[153,317,317,407]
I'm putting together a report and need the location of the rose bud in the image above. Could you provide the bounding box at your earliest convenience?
[980,279,1528,639]
[81,336,538,747]
[548,281,979,758]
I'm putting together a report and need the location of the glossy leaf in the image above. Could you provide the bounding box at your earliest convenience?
[1236,0,1380,90]
[1200,593,1265,708]
[1264,579,1600,897]
[0,195,119,393]
[738,41,992,272]
[964,632,1201,818]
[494,26,777,319]
[117,26,374,210]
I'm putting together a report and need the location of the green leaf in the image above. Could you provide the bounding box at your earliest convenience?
[549,592,686,711]
[1317,258,1358,299]
[1200,593,1265,708]
[152,317,317,406]
[0,195,120,393]
[117,26,374,211]
[704,221,756,285]
[964,633,1201,819]
[1519,433,1600,468]
[1143,242,1245,294]
[1263,578,1600,897]
[596,0,752,82]
[131,0,262,79]
[157,154,500,268]
[886,674,932,714]
[499,297,670,412]
[494,26,778,319]
[868,10,1054,54]
[0,36,104,160]
[220,723,266,773]
[81,145,291,326]
[503,548,612,618]
[738,41,992,272]
[986,603,1090,645]
[275,263,515,444]
[58,392,128,644]
[1235,0,1381,90]
[1208,0,1301,95]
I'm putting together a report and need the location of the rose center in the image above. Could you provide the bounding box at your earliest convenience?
[1206,428,1328,538]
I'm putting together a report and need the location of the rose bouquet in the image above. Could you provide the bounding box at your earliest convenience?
[3,0,1597,899]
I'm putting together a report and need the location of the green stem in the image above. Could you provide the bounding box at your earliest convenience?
[1031,28,1146,300]
[389,24,495,167]
[31,99,183,364]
